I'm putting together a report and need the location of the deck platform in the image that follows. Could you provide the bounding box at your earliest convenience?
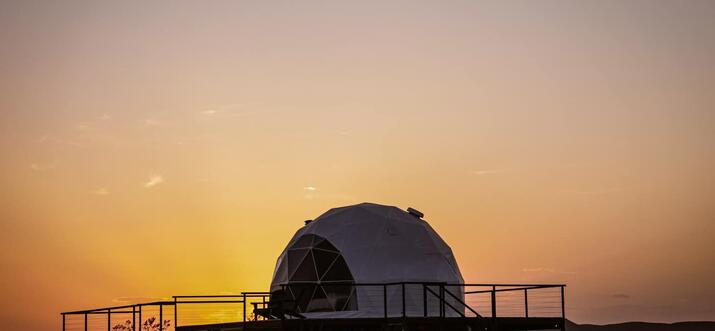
[176,316,565,331]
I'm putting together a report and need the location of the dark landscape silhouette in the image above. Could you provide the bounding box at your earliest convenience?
[567,320,715,331]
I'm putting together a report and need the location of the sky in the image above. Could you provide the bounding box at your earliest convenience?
[1,0,714,330]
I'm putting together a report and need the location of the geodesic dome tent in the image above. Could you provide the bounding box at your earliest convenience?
[269,203,464,318]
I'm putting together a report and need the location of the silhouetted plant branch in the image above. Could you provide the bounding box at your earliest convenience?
[112,316,171,331]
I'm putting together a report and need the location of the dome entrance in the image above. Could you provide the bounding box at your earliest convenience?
[272,234,358,313]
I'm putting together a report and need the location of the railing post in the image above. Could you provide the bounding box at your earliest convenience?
[491,286,497,318]
[281,285,287,321]
[62,314,65,331]
[84,313,87,331]
[401,283,406,318]
[423,284,427,317]
[561,286,566,318]
[173,297,178,329]
[159,304,163,331]
[383,284,388,319]
[560,286,566,331]
[132,306,136,331]
[139,305,142,331]
[107,308,111,331]
[524,288,529,318]
[243,293,247,322]
[439,284,445,318]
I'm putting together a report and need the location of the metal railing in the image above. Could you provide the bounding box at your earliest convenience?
[61,301,175,331]
[173,293,271,326]
[273,282,564,319]
[60,292,271,331]
[459,284,565,318]
[60,283,564,330]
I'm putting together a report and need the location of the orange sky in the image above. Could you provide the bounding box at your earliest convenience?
[1,1,714,330]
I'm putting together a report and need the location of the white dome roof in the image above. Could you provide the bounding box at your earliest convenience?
[270,202,464,317]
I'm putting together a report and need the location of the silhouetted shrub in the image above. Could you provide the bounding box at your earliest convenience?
[112,316,171,331]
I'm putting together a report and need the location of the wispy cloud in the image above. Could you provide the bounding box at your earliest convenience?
[612,293,631,299]
[471,169,507,176]
[303,186,318,200]
[90,188,110,195]
[143,119,163,127]
[197,103,261,118]
[29,163,55,172]
[74,122,94,132]
[521,267,576,275]
[144,175,164,188]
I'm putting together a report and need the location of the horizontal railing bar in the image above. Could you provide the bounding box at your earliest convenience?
[62,301,175,314]
[276,282,565,287]
[457,284,565,287]
[63,311,136,315]
[465,286,549,294]
[277,281,448,286]
[173,295,246,298]
[63,305,134,314]
[137,301,175,306]
[175,300,245,304]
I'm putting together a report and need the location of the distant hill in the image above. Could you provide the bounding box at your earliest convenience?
[567,320,715,331]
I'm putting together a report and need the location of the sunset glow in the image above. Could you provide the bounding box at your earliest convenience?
[1,1,714,330]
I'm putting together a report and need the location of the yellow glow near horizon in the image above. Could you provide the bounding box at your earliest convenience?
[1,1,714,330]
